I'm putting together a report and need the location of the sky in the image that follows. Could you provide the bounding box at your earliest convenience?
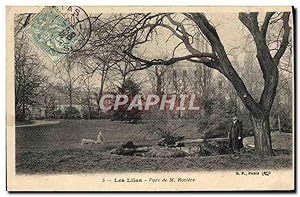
[24,10,292,95]
[133,11,255,71]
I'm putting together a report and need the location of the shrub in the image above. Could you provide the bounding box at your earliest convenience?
[63,107,81,119]
[272,110,292,133]
[82,109,99,119]
[112,109,141,123]
[50,109,63,119]
[197,99,233,139]
[111,79,142,123]
[141,111,185,146]
[198,141,230,156]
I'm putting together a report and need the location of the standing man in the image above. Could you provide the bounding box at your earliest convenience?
[228,115,243,156]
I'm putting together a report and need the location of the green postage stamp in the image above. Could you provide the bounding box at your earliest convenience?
[24,7,84,63]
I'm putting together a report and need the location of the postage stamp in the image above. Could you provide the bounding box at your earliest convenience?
[24,7,85,63]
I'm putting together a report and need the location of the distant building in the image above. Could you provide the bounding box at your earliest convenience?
[31,83,98,119]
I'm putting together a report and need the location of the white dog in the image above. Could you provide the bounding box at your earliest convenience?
[81,131,104,145]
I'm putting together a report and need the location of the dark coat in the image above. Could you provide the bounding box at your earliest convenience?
[229,120,243,150]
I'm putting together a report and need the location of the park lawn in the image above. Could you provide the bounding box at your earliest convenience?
[15,119,293,174]
[16,119,200,153]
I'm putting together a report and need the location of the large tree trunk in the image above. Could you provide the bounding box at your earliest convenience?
[252,115,273,155]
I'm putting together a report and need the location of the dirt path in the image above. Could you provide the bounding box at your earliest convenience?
[16,120,60,128]
[243,132,293,151]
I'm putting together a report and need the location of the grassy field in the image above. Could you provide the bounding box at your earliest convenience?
[16,120,293,174]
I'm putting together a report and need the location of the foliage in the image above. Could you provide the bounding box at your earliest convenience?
[51,109,63,119]
[15,37,47,120]
[82,109,100,119]
[44,98,57,119]
[197,95,236,139]
[271,108,292,133]
[117,79,141,96]
[63,107,82,119]
[111,79,142,123]
[142,110,185,146]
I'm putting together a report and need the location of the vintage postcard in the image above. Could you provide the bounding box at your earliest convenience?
[6,6,295,191]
